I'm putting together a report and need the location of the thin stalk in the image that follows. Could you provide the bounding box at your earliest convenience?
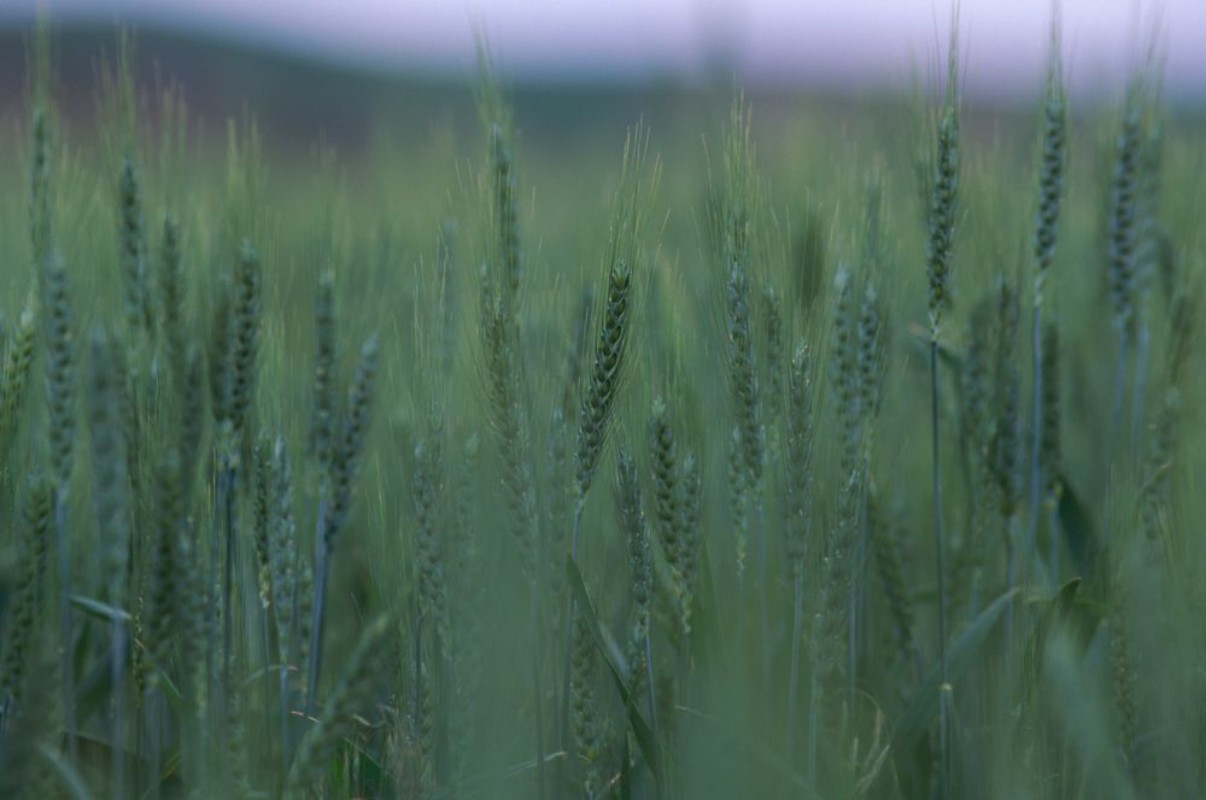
[1105,330,1130,551]
[148,688,163,800]
[570,497,585,562]
[858,499,870,690]
[787,571,805,751]
[1026,305,1043,580]
[847,542,858,698]
[930,338,947,674]
[222,464,237,698]
[55,493,76,764]
[1130,322,1149,449]
[735,554,746,676]
[930,337,950,798]
[849,470,870,696]
[529,580,548,800]
[1004,513,1018,658]
[306,504,329,711]
[1109,330,1130,471]
[259,601,273,772]
[557,500,584,774]
[207,470,222,716]
[643,628,657,737]
[111,615,126,800]
[806,612,820,790]
[412,607,425,791]
[755,497,768,681]
[279,660,291,778]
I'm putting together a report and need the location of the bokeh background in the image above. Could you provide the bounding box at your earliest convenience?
[0,3,1202,799]
[1,1,1202,153]
[2,1,1204,98]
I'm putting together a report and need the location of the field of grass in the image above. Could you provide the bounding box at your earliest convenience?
[0,19,1204,800]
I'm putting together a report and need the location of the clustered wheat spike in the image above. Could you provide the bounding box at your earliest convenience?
[856,282,886,433]
[574,260,631,509]
[252,436,273,609]
[42,253,76,491]
[570,605,604,796]
[0,306,37,455]
[146,451,184,683]
[179,347,206,478]
[1108,87,1143,334]
[989,279,1023,521]
[716,103,762,461]
[159,213,186,381]
[677,452,703,635]
[830,268,860,473]
[761,285,784,420]
[574,126,647,534]
[726,260,762,486]
[1033,51,1068,304]
[926,108,960,336]
[325,335,380,547]
[208,282,234,427]
[481,288,538,572]
[228,240,262,437]
[1039,322,1062,500]
[0,479,52,716]
[649,399,684,623]
[414,423,449,649]
[119,157,150,342]
[267,437,298,670]
[490,123,521,310]
[88,329,132,590]
[616,449,651,683]
[784,341,814,580]
[310,270,338,472]
[961,295,994,457]
[29,107,52,267]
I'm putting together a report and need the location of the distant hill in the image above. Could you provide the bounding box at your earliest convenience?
[0,23,749,154]
[0,23,1197,161]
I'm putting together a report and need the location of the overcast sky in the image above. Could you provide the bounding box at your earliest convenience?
[4,1,1203,100]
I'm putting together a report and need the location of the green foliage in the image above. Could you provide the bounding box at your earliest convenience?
[0,20,1203,800]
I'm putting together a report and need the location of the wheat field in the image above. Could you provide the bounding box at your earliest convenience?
[0,17,1203,800]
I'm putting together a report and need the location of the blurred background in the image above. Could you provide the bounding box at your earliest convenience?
[0,1,1201,156]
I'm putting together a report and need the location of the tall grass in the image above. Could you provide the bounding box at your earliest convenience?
[0,14,1202,800]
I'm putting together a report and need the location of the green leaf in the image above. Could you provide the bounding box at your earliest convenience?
[890,588,1019,754]
[70,594,131,624]
[566,557,661,788]
[1056,475,1097,576]
[675,704,819,797]
[37,743,95,800]
[1023,579,1082,697]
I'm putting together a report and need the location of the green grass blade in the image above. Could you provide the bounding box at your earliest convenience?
[890,588,1020,754]
[566,557,662,787]
[1056,475,1098,576]
[37,743,95,800]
